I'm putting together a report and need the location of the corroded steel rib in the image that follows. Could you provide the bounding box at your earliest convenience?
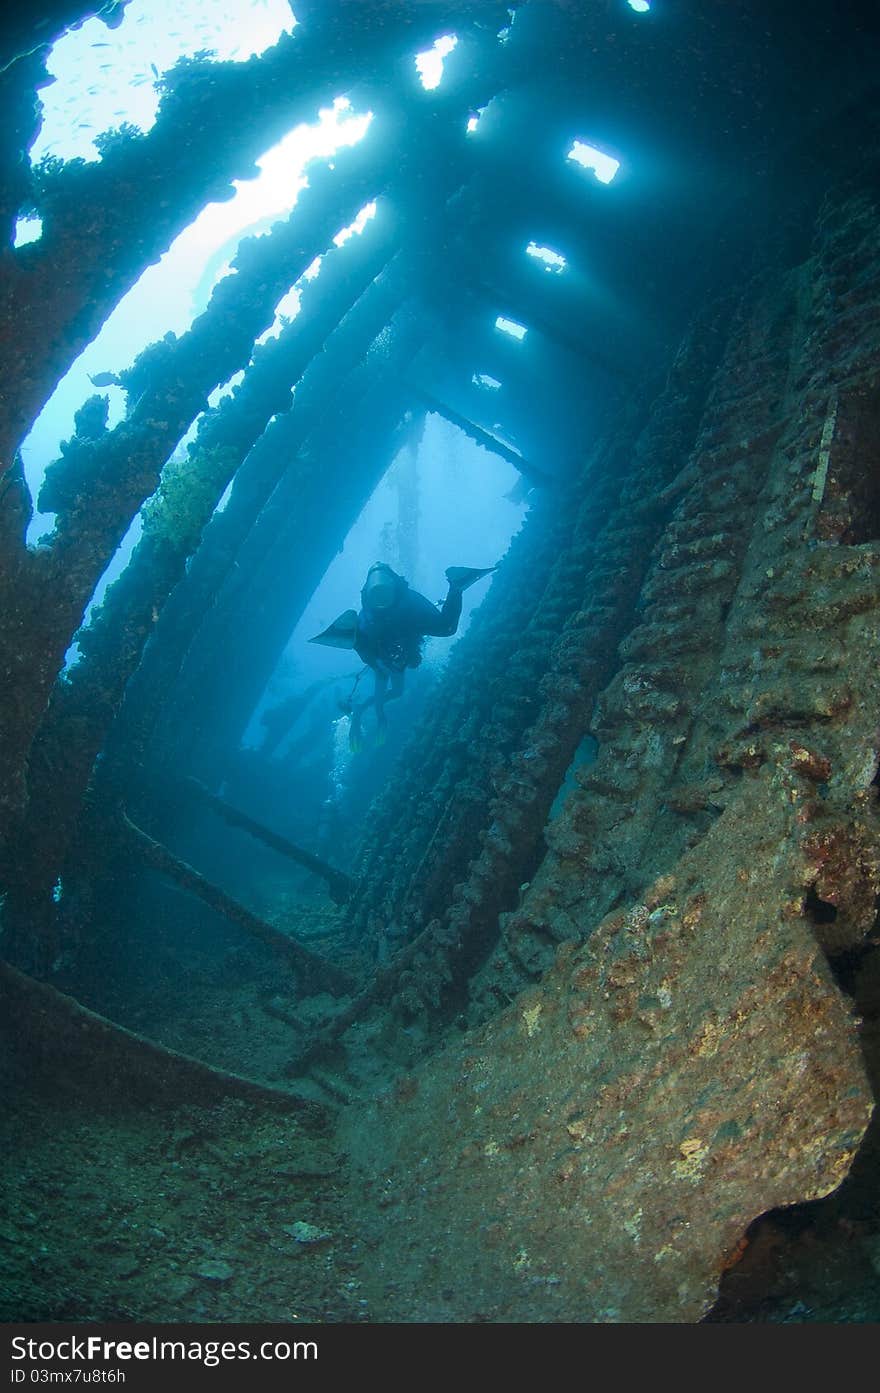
[0,958,330,1123]
[119,811,354,996]
[183,777,355,905]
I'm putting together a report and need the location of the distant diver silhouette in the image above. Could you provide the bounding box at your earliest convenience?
[310,562,496,750]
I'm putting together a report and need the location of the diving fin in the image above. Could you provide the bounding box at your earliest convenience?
[445,565,498,592]
[309,609,358,650]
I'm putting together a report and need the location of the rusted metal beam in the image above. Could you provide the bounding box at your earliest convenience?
[119,811,354,996]
[411,388,552,486]
[0,958,330,1124]
[184,777,355,905]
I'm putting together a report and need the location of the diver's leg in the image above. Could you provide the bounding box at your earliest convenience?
[374,670,403,745]
[445,566,497,591]
[373,668,390,710]
[437,584,464,635]
[370,669,390,731]
[348,701,366,752]
[436,566,496,634]
[350,670,387,751]
[386,670,406,704]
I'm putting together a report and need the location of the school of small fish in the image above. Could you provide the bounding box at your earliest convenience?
[31,0,295,165]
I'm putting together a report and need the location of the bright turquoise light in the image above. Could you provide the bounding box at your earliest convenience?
[628,1,651,12]
[415,34,458,91]
[567,140,620,184]
[14,216,43,247]
[31,0,296,165]
[333,201,377,247]
[495,317,527,341]
[21,94,373,545]
[526,242,566,273]
[473,373,502,389]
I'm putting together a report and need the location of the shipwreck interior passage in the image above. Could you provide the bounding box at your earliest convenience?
[3,0,880,1325]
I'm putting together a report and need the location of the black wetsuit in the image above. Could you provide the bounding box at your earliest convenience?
[354,583,461,672]
[351,577,463,729]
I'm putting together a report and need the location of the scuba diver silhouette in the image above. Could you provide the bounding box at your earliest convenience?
[310,562,496,750]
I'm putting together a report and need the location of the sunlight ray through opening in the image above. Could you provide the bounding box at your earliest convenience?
[567,140,620,184]
[333,201,377,247]
[415,34,458,91]
[14,216,43,247]
[62,513,144,671]
[22,97,373,544]
[495,316,527,341]
[31,0,297,165]
[525,242,566,273]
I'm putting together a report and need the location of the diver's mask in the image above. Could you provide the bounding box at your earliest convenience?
[363,563,398,610]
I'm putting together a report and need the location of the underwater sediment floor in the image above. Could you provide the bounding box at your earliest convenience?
[2,853,880,1323]
[1,1090,352,1323]
[4,1071,880,1324]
